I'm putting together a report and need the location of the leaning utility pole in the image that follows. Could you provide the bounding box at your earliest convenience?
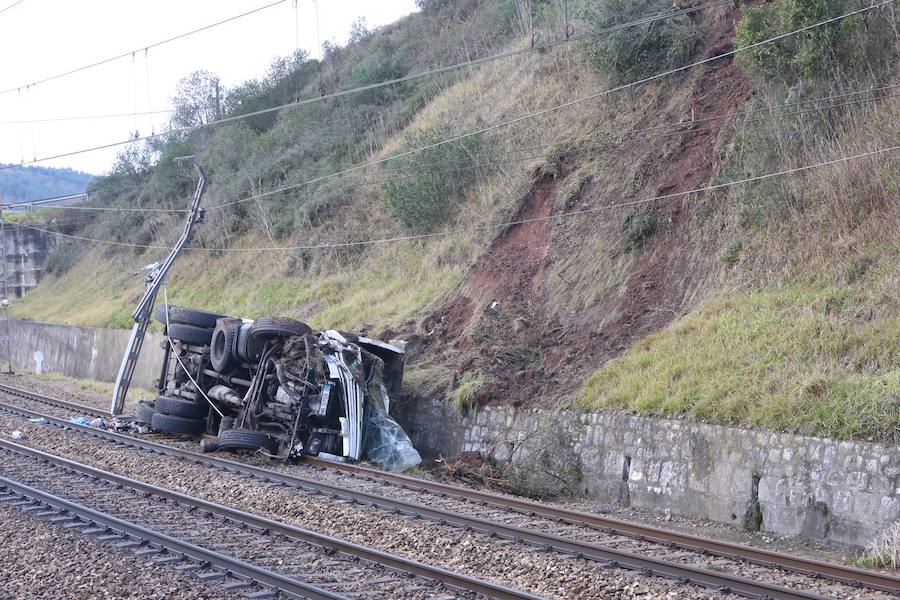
[110,157,207,415]
[0,195,13,374]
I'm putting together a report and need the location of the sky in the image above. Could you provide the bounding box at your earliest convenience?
[0,0,418,175]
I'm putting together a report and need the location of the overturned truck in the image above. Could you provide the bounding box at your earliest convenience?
[138,304,420,471]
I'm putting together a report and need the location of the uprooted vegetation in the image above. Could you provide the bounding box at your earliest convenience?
[14,0,900,441]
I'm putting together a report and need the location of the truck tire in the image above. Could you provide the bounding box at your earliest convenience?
[210,318,242,372]
[250,317,312,341]
[154,304,229,328]
[166,323,214,346]
[151,412,206,435]
[216,428,279,454]
[235,322,264,363]
[155,395,209,419]
[136,401,156,424]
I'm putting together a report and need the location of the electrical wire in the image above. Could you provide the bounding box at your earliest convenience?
[199,0,899,209]
[0,0,737,167]
[5,2,893,218]
[0,108,175,126]
[0,0,24,16]
[213,89,900,208]
[0,0,289,96]
[7,86,894,213]
[14,145,898,252]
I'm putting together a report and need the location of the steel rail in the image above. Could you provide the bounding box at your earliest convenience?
[302,459,900,593]
[0,392,838,600]
[0,438,539,600]
[0,475,343,600]
[2,382,897,594]
[0,382,110,417]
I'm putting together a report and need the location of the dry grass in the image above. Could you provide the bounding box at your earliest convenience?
[33,372,155,405]
[449,371,485,414]
[577,91,900,442]
[859,520,900,569]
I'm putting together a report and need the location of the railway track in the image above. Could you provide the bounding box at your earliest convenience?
[0,438,537,600]
[0,382,898,599]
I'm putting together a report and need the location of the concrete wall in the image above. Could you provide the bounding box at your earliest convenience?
[393,396,899,547]
[2,224,57,298]
[6,318,165,391]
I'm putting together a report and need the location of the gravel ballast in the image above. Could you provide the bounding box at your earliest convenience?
[0,502,242,600]
[0,411,726,600]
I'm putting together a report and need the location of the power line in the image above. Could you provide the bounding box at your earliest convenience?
[0,0,735,168]
[8,86,894,213]
[0,0,288,96]
[15,145,899,252]
[210,91,899,212]
[0,108,175,126]
[263,89,900,195]
[203,1,897,210]
[0,0,24,17]
[6,1,893,216]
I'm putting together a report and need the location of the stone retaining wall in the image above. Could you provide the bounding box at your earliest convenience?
[393,396,899,547]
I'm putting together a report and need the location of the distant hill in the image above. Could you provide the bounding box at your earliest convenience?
[0,164,93,204]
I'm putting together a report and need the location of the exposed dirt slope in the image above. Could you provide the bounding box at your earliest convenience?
[417,9,754,406]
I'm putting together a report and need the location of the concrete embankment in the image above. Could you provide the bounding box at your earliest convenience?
[6,318,164,390]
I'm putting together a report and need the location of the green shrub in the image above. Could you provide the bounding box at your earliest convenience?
[45,242,85,276]
[621,208,657,252]
[383,125,485,233]
[581,0,701,83]
[735,0,898,84]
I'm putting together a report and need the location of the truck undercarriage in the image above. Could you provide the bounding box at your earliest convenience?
[139,304,420,471]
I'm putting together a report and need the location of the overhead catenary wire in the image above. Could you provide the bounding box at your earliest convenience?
[14,145,899,252]
[6,1,893,216]
[0,108,176,126]
[0,0,24,16]
[212,89,900,209]
[0,0,737,168]
[7,86,895,213]
[0,0,289,96]
[197,0,898,210]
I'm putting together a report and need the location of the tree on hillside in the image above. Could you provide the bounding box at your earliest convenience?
[171,70,222,129]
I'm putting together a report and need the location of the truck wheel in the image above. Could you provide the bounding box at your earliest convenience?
[151,413,206,436]
[250,317,312,341]
[235,322,264,363]
[154,304,229,328]
[155,395,209,419]
[217,429,279,454]
[166,323,214,346]
[210,318,242,372]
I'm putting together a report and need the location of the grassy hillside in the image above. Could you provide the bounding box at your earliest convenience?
[13,0,899,442]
